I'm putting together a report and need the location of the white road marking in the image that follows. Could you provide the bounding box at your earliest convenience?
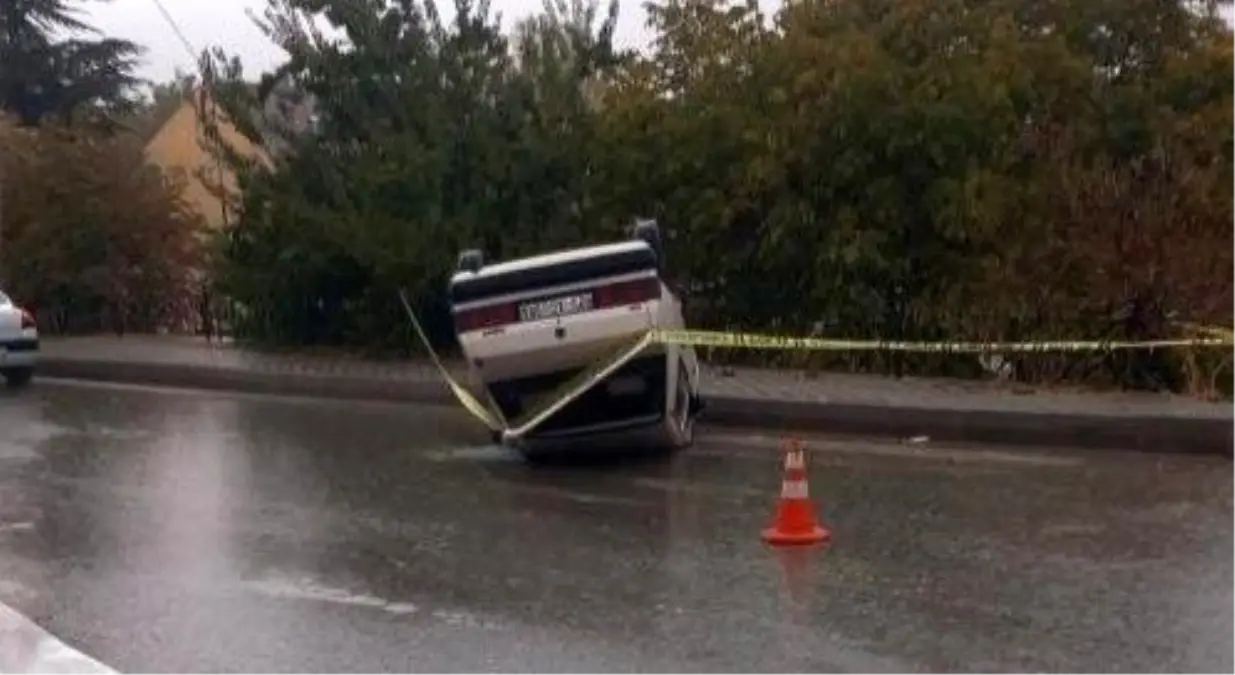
[0,601,114,674]
[242,575,418,615]
[242,575,503,629]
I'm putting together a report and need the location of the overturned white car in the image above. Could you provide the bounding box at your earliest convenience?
[449,220,702,457]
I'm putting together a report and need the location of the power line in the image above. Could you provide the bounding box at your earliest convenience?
[149,0,200,63]
[147,0,231,232]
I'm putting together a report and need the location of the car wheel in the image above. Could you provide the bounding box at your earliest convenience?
[457,249,485,273]
[2,367,34,389]
[632,219,664,266]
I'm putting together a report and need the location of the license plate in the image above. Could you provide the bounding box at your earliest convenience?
[518,293,594,322]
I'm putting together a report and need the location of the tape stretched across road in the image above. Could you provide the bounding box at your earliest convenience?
[397,290,504,432]
[648,328,1234,353]
[396,291,1234,436]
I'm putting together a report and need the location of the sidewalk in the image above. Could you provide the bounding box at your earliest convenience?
[35,335,1233,455]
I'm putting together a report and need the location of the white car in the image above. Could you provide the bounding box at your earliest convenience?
[0,290,37,388]
[449,220,702,458]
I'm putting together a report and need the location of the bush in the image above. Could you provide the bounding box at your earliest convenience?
[204,0,1232,393]
[0,119,206,333]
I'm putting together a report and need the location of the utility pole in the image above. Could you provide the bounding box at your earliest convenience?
[0,147,5,287]
[0,121,10,288]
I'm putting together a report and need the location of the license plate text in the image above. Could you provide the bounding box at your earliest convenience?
[519,293,594,322]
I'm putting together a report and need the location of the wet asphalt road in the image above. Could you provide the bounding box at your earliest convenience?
[0,380,1230,673]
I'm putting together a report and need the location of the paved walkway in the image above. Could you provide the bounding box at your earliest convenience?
[35,335,1234,454]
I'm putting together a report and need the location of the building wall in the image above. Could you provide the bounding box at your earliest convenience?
[142,90,267,230]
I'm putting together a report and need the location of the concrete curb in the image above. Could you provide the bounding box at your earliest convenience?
[703,396,1232,456]
[37,357,1233,456]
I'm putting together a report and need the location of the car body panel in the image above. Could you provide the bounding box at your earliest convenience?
[0,291,39,371]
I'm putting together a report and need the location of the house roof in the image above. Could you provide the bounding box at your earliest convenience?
[140,102,184,144]
[141,79,318,160]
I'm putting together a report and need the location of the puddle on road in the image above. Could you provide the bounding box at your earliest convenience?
[423,444,519,464]
[430,608,503,631]
[0,445,38,462]
[491,481,654,508]
[0,420,63,461]
[423,443,660,508]
[632,477,766,500]
[0,578,34,606]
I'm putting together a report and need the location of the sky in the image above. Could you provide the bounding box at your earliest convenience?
[87,0,1235,86]
[85,0,659,84]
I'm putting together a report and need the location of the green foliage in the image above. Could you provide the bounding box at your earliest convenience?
[205,0,623,350]
[0,120,206,333]
[208,0,1233,391]
[0,0,144,126]
[120,69,200,142]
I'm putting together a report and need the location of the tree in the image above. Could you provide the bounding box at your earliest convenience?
[113,68,200,141]
[0,0,144,126]
[206,0,1232,393]
[206,0,621,349]
[0,118,205,333]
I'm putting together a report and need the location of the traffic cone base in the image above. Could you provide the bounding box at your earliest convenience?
[762,524,831,546]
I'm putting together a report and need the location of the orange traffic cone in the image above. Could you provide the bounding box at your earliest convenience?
[762,438,831,546]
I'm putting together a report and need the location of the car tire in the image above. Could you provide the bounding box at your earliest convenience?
[632,219,664,265]
[458,249,485,273]
[2,367,34,389]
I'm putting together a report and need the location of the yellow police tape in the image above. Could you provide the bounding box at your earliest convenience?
[398,290,504,431]
[505,332,656,441]
[648,328,1233,353]
[397,291,1233,438]
[1176,322,1235,343]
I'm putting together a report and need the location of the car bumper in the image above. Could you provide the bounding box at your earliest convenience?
[0,337,39,368]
